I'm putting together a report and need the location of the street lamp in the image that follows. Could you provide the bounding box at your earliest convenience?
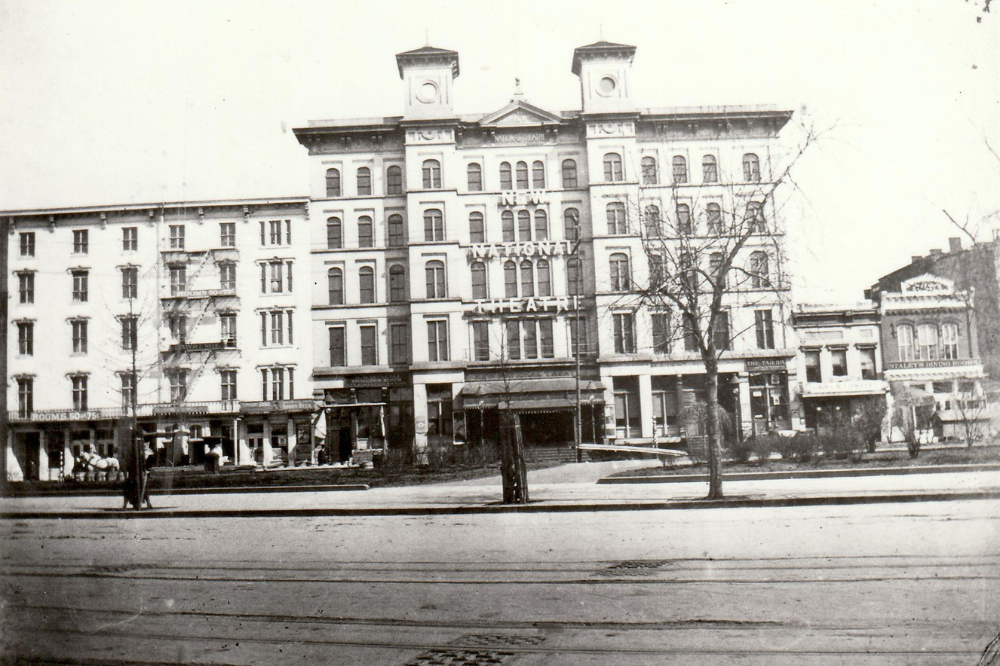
[478,399,484,449]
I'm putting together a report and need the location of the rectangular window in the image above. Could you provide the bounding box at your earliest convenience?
[713,312,731,351]
[804,350,821,383]
[17,322,33,355]
[73,229,88,254]
[121,316,138,350]
[18,273,34,304]
[17,378,33,418]
[122,227,137,252]
[72,376,88,411]
[831,349,848,376]
[221,314,237,346]
[122,267,138,299]
[168,314,187,343]
[754,310,775,349]
[220,370,237,401]
[859,347,877,380]
[360,324,378,365]
[270,310,284,345]
[20,232,35,257]
[472,321,490,361]
[72,270,89,302]
[329,326,346,366]
[427,320,450,362]
[652,313,671,354]
[427,385,453,437]
[505,319,521,360]
[269,220,282,245]
[220,263,236,290]
[169,265,186,295]
[169,225,185,250]
[390,322,409,364]
[270,367,285,401]
[121,373,136,409]
[613,313,635,354]
[220,222,236,247]
[268,261,285,293]
[522,320,538,359]
[539,318,554,358]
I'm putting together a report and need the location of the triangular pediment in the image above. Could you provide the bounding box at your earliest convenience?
[479,100,563,127]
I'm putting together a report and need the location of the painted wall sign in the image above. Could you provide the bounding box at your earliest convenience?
[498,190,548,206]
[471,296,580,315]
[346,373,409,388]
[32,410,102,422]
[492,132,547,144]
[468,240,573,260]
[745,358,790,372]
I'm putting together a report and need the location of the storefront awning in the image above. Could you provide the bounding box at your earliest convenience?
[462,378,605,412]
[461,378,605,397]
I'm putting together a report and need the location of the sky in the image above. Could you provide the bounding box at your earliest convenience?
[1,0,997,303]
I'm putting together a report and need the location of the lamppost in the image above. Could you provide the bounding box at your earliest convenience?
[478,399,484,449]
[589,394,597,445]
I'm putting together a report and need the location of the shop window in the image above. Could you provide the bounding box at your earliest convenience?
[652,377,679,436]
[427,385,453,437]
[613,377,641,439]
[932,381,953,394]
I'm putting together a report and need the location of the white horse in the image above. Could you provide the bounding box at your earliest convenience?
[76,451,121,481]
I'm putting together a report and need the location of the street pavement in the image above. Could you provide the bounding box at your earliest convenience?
[3,460,1000,517]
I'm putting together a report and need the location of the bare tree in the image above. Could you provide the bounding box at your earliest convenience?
[618,119,819,499]
[955,386,988,448]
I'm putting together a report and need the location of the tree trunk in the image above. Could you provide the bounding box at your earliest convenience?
[499,410,528,504]
[704,361,723,499]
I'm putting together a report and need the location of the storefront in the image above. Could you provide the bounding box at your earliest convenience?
[238,399,316,467]
[316,373,411,465]
[745,358,793,434]
[6,408,123,482]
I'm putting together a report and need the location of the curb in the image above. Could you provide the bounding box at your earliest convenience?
[1,484,370,498]
[599,463,1000,485]
[4,489,999,520]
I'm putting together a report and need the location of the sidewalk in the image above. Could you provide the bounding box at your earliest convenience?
[3,460,1000,519]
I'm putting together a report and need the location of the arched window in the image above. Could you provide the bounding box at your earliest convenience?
[520,260,535,297]
[389,265,406,303]
[469,211,485,244]
[359,266,375,303]
[515,161,529,189]
[501,210,515,243]
[743,153,761,182]
[567,258,582,295]
[564,208,580,242]
[897,324,914,361]
[610,253,631,292]
[517,210,532,241]
[641,156,658,185]
[644,205,661,237]
[499,162,512,190]
[745,201,765,233]
[941,322,959,360]
[387,214,404,247]
[471,262,488,300]
[709,252,726,288]
[326,217,343,249]
[561,159,578,188]
[327,268,344,305]
[325,168,341,197]
[604,153,624,182]
[532,160,545,188]
[676,203,692,235]
[467,163,482,192]
[424,208,444,242]
[422,159,441,189]
[702,155,718,183]
[386,165,403,195]
[917,324,939,361]
[504,260,518,297]
[672,155,688,184]
[534,209,548,241]
[356,167,372,195]
[749,251,769,289]
[607,202,627,235]
[425,260,446,299]
[706,203,723,234]
[536,259,551,297]
[358,215,374,248]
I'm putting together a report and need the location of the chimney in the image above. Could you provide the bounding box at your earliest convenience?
[948,237,962,253]
[911,255,922,263]
[929,249,943,256]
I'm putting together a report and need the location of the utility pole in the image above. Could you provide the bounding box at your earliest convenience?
[1,217,9,491]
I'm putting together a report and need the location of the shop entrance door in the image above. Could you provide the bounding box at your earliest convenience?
[18,433,41,481]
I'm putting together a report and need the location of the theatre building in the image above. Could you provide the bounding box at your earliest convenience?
[5,198,314,481]
[294,40,800,458]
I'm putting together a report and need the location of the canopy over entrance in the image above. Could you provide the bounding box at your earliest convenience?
[461,378,605,412]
